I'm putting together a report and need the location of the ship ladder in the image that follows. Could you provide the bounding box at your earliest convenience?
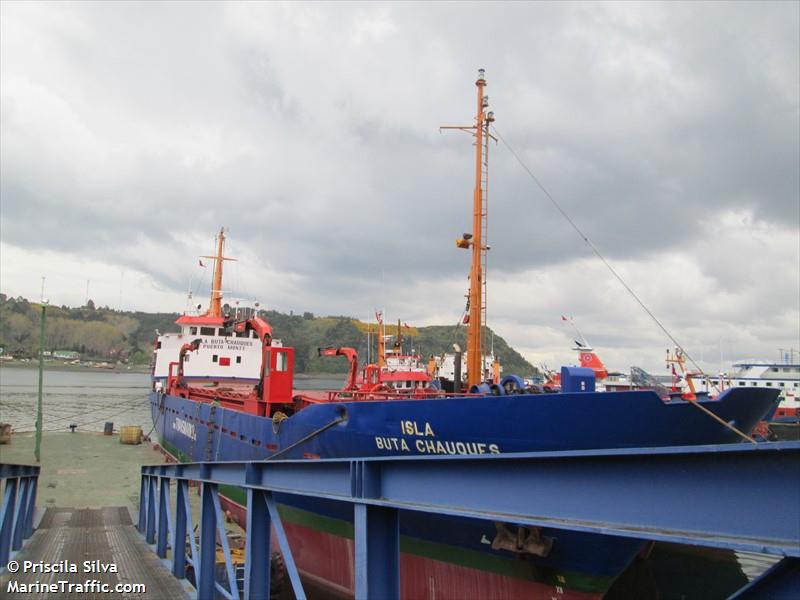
[204,404,218,463]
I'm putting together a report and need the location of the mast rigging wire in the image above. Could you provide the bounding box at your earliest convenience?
[491,125,756,444]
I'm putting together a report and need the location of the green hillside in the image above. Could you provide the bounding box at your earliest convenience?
[0,294,536,376]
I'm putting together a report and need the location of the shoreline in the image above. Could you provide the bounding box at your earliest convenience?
[0,361,348,379]
[0,361,151,374]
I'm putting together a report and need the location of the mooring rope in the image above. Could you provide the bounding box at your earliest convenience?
[264,416,347,461]
[492,125,756,444]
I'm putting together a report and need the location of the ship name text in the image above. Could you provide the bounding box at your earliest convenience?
[374,420,500,454]
[172,418,196,441]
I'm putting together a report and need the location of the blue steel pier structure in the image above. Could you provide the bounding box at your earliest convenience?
[134,440,800,600]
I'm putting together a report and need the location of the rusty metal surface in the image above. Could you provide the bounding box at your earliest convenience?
[3,507,189,599]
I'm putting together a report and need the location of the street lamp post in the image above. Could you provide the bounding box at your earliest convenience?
[35,300,47,463]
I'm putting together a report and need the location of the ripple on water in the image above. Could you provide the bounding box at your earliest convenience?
[0,366,152,434]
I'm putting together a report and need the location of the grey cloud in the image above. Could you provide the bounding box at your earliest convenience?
[1,1,797,370]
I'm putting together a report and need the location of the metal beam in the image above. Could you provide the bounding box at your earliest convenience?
[145,476,157,545]
[142,441,800,557]
[244,488,271,600]
[0,464,40,479]
[728,557,800,599]
[172,480,189,580]
[11,477,30,551]
[198,482,218,600]
[0,465,39,574]
[0,477,18,568]
[265,493,306,600]
[354,504,399,600]
[156,477,170,558]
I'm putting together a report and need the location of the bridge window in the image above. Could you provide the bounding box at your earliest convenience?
[739,381,745,386]
[780,382,785,387]
[200,327,216,336]
[212,355,218,363]
[275,352,288,372]
[235,331,249,338]
[189,327,197,335]
[766,382,773,387]
[236,356,242,364]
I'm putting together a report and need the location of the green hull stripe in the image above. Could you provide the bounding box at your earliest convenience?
[277,505,611,593]
[159,437,612,593]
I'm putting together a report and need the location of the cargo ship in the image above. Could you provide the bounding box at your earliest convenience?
[148,71,779,599]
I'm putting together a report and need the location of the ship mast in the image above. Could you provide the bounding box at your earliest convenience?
[377,312,386,368]
[442,69,495,388]
[201,228,237,318]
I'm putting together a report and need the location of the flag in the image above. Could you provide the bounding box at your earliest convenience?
[561,315,568,321]
[375,310,382,323]
[403,322,410,328]
[462,314,470,324]
[199,260,205,267]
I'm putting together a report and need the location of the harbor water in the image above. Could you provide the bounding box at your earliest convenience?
[0,366,152,435]
[0,365,345,435]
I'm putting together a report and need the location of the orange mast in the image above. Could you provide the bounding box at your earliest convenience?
[666,347,697,400]
[201,228,236,318]
[376,312,386,368]
[395,319,403,352]
[442,69,495,387]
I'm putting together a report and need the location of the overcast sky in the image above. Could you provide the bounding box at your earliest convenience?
[2,1,798,373]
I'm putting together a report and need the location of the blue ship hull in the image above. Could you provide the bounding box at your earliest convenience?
[150,386,778,597]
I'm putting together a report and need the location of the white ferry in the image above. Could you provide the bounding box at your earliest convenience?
[723,358,799,420]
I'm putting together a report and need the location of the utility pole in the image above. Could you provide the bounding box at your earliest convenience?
[36,278,47,463]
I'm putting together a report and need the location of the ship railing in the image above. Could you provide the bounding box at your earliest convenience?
[0,463,39,573]
[314,389,481,403]
[294,390,459,406]
[138,441,800,600]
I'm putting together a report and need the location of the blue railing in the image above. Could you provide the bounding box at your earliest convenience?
[0,463,39,572]
[139,441,800,600]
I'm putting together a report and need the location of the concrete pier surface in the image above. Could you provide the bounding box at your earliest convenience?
[2,507,190,599]
[0,432,161,508]
[1,432,194,598]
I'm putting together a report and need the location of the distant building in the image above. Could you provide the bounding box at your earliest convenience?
[53,350,80,360]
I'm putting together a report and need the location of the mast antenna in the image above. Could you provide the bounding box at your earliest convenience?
[441,68,496,388]
[201,227,237,318]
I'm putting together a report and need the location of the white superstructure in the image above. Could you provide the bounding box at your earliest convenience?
[152,322,263,382]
